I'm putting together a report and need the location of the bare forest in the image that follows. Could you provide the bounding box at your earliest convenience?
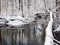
[0,0,60,45]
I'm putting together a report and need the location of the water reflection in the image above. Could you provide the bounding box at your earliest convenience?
[0,22,44,45]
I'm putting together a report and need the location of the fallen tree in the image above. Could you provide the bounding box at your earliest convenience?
[44,10,54,45]
[44,6,60,45]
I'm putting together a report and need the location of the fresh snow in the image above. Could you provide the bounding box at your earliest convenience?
[7,19,27,26]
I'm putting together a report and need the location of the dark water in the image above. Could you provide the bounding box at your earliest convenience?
[0,22,44,45]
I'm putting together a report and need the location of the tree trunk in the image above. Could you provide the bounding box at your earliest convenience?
[44,11,54,45]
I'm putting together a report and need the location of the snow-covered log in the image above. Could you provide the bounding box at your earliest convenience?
[44,11,54,45]
[44,6,60,45]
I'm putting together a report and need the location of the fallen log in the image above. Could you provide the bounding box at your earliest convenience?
[44,10,54,45]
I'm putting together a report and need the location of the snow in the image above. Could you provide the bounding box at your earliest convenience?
[24,16,35,24]
[0,15,36,27]
[6,16,25,21]
[0,18,7,25]
[54,25,60,32]
[4,16,27,26]
[6,19,27,26]
[6,15,35,26]
[44,11,54,45]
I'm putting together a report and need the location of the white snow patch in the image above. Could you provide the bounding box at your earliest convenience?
[54,25,60,32]
[7,19,27,26]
